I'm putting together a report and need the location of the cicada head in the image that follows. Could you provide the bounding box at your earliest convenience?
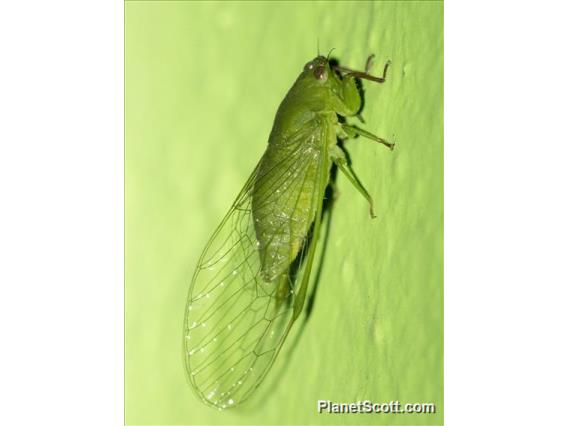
[303,56,331,82]
[298,55,345,98]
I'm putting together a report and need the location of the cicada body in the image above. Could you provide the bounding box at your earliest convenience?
[184,54,393,409]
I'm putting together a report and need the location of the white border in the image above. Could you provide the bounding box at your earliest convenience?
[0,1,123,424]
[446,1,568,424]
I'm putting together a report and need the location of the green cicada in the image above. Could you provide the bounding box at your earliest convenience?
[184,53,394,409]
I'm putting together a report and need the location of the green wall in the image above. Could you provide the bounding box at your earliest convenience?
[126,1,443,424]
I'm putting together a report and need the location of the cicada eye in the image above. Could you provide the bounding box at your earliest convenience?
[314,66,327,81]
[304,61,314,71]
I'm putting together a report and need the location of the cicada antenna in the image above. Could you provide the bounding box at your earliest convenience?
[326,48,336,61]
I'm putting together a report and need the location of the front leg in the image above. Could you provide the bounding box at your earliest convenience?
[334,57,391,84]
[330,57,391,118]
[327,74,361,118]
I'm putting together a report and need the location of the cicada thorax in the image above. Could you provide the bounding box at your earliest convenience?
[251,125,324,289]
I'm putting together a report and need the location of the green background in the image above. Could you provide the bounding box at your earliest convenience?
[125,1,443,425]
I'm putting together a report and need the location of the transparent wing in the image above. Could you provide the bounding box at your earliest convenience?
[184,127,328,409]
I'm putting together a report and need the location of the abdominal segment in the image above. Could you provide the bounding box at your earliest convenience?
[251,146,320,285]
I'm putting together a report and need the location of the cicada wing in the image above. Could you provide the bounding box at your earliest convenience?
[184,130,328,409]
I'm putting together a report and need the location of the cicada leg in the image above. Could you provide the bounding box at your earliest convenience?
[330,57,391,120]
[340,124,395,150]
[273,273,291,311]
[334,57,391,84]
[329,145,377,219]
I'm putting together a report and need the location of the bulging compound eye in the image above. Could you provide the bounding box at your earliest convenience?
[304,61,314,71]
[314,66,327,81]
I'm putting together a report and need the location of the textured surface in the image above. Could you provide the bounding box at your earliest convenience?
[125,1,443,425]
